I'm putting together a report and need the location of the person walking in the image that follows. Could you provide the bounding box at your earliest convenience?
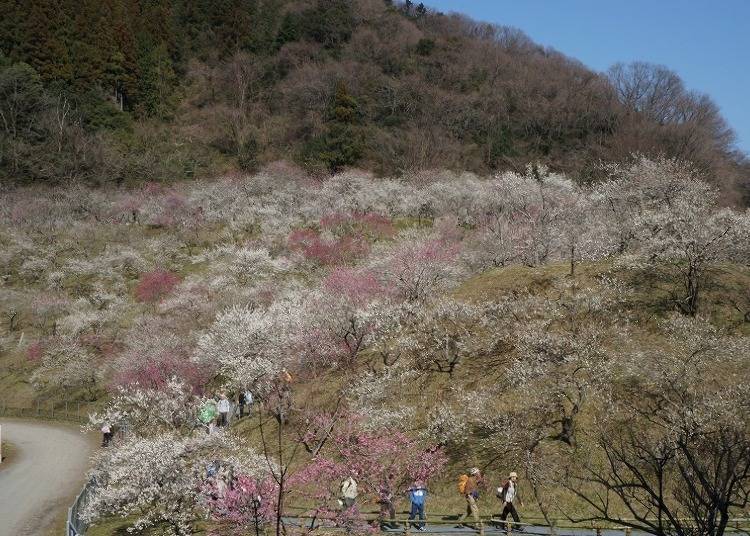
[498,471,524,531]
[340,474,359,510]
[378,473,397,529]
[242,389,253,417]
[272,369,293,424]
[101,422,113,447]
[457,467,485,527]
[240,388,253,418]
[408,480,428,531]
[217,392,231,427]
[280,368,293,386]
[237,390,246,418]
[200,397,218,434]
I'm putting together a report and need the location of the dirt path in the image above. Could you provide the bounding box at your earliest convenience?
[0,419,95,536]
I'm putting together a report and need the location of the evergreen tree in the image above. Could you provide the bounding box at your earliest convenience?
[0,61,46,175]
[275,11,301,50]
[304,81,364,173]
[0,0,22,60]
[302,0,355,49]
[18,0,73,83]
[136,40,176,118]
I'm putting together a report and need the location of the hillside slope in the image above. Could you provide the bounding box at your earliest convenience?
[1,161,749,534]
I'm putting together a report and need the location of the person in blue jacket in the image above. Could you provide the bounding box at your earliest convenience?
[408,480,428,531]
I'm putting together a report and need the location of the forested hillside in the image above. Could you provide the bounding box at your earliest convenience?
[1,0,748,201]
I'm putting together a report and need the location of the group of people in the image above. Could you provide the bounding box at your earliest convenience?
[459,468,524,530]
[199,389,254,434]
[339,474,429,531]
[198,369,294,432]
[338,468,523,531]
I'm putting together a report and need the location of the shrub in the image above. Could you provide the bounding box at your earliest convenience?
[134,270,181,303]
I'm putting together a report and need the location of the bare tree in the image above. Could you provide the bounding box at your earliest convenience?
[608,62,685,125]
[567,318,750,536]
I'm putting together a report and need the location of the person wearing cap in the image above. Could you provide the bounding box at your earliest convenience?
[408,479,428,531]
[499,471,524,530]
[457,467,485,527]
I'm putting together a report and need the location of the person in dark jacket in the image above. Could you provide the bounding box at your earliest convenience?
[238,388,253,418]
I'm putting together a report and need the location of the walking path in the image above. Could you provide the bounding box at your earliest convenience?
[0,419,95,536]
[283,516,750,536]
[283,517,593,535]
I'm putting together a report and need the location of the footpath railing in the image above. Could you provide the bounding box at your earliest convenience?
[277,508,750,535]
[0,400,103,423]
[67,478,97,536]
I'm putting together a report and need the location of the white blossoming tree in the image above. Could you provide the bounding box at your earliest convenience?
[372,298,489,375]
[81,432,257,535]
[195,292,306,394]
[507,279,628,447]
[88,377,201,436]
[347,365,419,430]
[30,336,100,396]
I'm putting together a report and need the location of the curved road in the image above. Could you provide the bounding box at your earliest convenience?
[0,419,95,536]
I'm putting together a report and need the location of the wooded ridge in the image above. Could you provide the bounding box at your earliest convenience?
[1,0,748,202]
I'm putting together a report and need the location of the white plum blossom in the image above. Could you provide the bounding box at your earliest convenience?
[88,377,201,436]
[347,365,419,430]
[195,292,306,392]
[81,432,262,535]
[193,244,290,290]
[30,337,100,393]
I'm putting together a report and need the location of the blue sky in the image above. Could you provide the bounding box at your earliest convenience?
[426,0,750,155]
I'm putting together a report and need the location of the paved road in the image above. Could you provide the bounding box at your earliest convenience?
[0,419,94,536]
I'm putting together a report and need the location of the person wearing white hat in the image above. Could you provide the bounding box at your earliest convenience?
[498,471,524,530]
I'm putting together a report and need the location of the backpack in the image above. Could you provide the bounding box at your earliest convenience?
[457,474,469,495]
[497,480,513,501]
